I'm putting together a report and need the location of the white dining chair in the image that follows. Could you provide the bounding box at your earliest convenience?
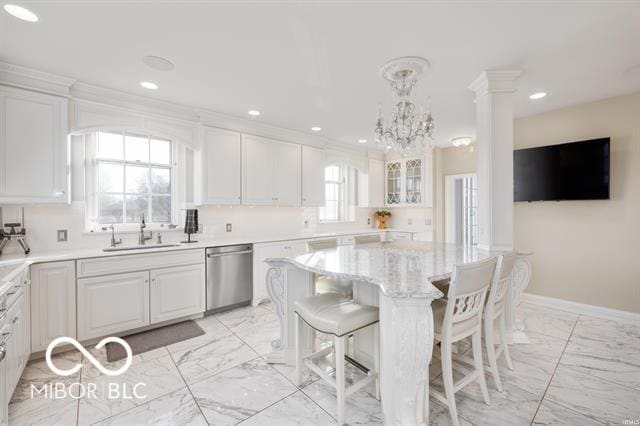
[294,293,380,425]
[306,238,353,298]
[428,257,497,426]
[353,234,382,245]
[483,251,517,391]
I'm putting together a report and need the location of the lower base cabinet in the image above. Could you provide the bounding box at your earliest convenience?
[77,264,205,341]
[78,271,150,341]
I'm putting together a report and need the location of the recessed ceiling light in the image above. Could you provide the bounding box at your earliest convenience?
[4,4,39,22]
[248,110,261,116]
[142,55,174,71]
[358,139,367,144]
[140,81,158,90]
[311,126,322,132]
[529,92,547,100]
[451,136,472,147]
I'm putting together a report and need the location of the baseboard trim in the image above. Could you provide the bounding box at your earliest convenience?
[521,293,640,324]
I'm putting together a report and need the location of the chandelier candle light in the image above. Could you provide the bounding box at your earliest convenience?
[375,56,435,156]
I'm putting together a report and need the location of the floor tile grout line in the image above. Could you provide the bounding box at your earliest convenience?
[529,313,580,425]
[165,345,210,425]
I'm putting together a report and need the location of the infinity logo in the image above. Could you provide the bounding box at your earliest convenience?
[46,337,133,377]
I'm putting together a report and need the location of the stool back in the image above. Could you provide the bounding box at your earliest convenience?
[443,257,497,340]
[307,238,338,252]
[486,251,517,319]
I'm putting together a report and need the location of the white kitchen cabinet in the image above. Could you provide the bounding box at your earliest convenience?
[194,127,242,205]
[242,135,276,205]
[31,261,76,352]
[385,151,433,207]
[77,271,150,340]
[252,240,307,305]
[242,135,302,206]
[301,145,325,206]
[0,86,69,204]
[359,158,385,208]
[150,264,205,324]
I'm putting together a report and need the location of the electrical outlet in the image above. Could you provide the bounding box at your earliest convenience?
[408,218,413,225]
[57,229,68,242]
[367,218,371,225]
[425,218,431,226]
[226,223,232,232]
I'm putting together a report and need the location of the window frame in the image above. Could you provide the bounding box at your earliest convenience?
[319,164,357,223]
[85,131,178,232]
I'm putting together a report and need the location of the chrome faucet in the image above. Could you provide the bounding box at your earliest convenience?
[108,225,122,248]
[138,213,153,245]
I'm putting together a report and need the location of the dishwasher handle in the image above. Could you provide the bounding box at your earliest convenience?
[207,249,253,258]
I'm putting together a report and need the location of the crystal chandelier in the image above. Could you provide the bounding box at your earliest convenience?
[374,57,435,156]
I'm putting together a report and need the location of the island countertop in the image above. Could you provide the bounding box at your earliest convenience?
[268,240,498,299]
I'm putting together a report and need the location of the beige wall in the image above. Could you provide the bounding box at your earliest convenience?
[514,92,640,313]
[434,92,640,312]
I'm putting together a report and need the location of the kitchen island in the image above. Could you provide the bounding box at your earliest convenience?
[264,240,498,425]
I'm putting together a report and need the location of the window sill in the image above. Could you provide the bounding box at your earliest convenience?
[318,220,357,224]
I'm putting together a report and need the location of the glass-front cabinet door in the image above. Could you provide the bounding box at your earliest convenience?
[405,158,422,204]
[386,162,402,205]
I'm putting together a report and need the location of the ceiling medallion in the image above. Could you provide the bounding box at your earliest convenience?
[375,56,435,156]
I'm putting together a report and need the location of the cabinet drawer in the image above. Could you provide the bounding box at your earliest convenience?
[77,249,204,278]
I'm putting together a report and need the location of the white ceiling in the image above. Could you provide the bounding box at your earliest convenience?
[1,1,639,147]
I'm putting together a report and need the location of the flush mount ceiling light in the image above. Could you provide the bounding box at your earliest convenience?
[247,110,261,116]
[142,55,174,71]
[4,4,39,22]
[529,92,547,100]
[451,136,472,147]
[358,139,368,144]
[140,81,158,90]
[375,56,435,156]
[311,126,322,132]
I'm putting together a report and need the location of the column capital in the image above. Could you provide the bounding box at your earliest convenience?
[468,70,523,98]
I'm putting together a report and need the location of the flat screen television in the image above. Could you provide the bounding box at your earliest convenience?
[514,138,610,202]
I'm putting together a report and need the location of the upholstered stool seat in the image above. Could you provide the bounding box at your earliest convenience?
[294,293,379,337]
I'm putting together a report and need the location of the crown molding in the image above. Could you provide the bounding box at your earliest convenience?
[0,61,76,96]
[468,70,523,98]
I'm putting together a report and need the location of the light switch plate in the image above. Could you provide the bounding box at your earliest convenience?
[57,229,68,242]
[226,223,232,232]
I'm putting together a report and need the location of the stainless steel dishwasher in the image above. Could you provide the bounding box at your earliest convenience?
[206,244,253,314]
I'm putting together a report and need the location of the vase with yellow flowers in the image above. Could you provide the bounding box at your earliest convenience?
[374,210,391,229]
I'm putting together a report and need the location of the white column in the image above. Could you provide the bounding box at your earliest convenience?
[468,70,522,251]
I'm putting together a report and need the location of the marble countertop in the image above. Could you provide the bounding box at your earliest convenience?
[0,227,427,282]
[269,240,498,299]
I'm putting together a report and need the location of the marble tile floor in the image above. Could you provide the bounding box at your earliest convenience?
[8,302,640,425]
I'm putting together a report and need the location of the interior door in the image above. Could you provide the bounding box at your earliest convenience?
[242,135,275,205]
[274,141,302,206]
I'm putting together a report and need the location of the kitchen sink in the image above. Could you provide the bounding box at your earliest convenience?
[102,243,180,252]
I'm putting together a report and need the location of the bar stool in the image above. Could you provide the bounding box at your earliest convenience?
[428,257,497,426]
[483,251,517,391]
[307,238,353,298]
[294,293,380,425]
[353,234,382,245]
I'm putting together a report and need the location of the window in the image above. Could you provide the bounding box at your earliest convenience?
[319,164,357,223]
[93,131,173,226]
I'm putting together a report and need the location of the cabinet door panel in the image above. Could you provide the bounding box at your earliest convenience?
[77,271,150,340]
[274,142,301,206]
[242,135,275,205]
[31,261,76,352]
[150,264,205,324]
[0,87,68,203]
[368,159,385,208]
[302,146,325,206]
[203,128,241,204]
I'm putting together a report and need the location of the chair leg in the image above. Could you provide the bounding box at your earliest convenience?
[335,335,346,426]
[472,330,491,405]
[373,323,380,401]
[441,340,460,426]
[484,316,503,392]
[294,313,304,386]
[499,313,514,371]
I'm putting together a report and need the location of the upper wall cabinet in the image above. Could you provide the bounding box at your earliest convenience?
[0,86,69,204]
[301,145,325,206]
[385,151,433,207]
[242,135,302,206]
[194,127,242,205]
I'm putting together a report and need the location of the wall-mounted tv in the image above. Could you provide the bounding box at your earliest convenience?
[514,138,610,202]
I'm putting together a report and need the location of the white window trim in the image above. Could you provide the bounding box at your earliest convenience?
[319,164,357,224]
[84,131,180,232]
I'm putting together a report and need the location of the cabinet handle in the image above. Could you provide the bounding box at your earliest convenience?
[0,332,10,346]
[145,279,149,283]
